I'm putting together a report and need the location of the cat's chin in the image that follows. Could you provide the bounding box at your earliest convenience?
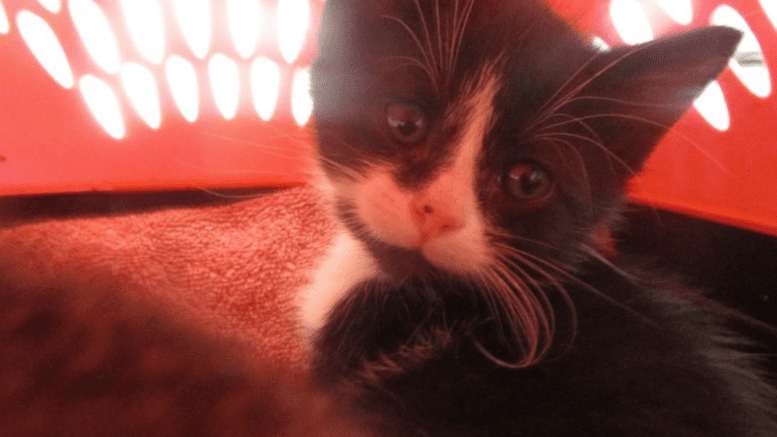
[351,218,491,278]
[366,243,439,280]
[357,229,489,281]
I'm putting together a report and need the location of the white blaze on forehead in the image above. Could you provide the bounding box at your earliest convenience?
[418,66,501,274]
[446,66,502,168]
[444,65,502,201]
[351,66,502,274]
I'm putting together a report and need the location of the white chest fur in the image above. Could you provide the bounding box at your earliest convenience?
[299,231,380,333]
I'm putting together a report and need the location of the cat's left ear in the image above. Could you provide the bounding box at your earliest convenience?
[580,26,742,172]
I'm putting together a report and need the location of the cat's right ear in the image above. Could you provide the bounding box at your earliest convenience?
[579,26,742,173]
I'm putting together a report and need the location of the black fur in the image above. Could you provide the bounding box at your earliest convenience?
[0,2,773,436]
[310,1,777,435]
[313,260,777,436]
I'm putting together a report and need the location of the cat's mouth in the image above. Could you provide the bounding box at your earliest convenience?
[361,240,442,280]
[332,171,492,277]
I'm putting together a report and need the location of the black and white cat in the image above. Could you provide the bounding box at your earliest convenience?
[1,1,775,436]
[304,0,777,435]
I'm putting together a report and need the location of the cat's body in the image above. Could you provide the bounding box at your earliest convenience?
[310,249,776,436]
[306,0,777,435]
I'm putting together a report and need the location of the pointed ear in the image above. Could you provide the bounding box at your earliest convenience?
[578,26,742,172]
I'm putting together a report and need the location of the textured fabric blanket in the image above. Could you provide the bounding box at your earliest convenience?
[0,185,334,372]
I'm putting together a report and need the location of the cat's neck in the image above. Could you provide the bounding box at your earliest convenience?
[299,231,380,332]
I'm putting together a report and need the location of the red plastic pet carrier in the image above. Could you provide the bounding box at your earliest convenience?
[0,0,775,236]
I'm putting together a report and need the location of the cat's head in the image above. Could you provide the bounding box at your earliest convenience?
[312,0,739,277]
[311,0,740,358]
[310,0,740,363]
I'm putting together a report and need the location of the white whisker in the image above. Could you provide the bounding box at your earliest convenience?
[494,241,658,329]
[539,112,604,146]
[413,0,440,80]
[435,0,443,81]
[524,50,602,134]
[382,15,440,93]
[533,132,635,178]
[527,39,679,136]
[450,0,476,83]
[545,113,733,176]
[579,243,640,282]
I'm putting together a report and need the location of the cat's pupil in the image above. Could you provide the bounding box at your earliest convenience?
[506,163,553,202]
[386,102,426,144]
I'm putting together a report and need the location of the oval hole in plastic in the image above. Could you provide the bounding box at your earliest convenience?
[291,68,312,126]
[609,0,654,45]
[711,5,771,98]
[209,53,240,120]
[171,0,211,59]
[120,0,165,65]
[761,0,777,32]
[165,55,200,122]
[0,2,9,34]
[17,10,73,88]
[120,63,161,129]
[228,0,262,59]
[251,57,280,121]
[80,75,125,140]
[278,0,310,63]
[655,0,692,25]
[693,81,730,132]
[37,0,61,13]
[69,0,121,74]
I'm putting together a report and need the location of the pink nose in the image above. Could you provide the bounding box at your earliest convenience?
[411,199,464,243]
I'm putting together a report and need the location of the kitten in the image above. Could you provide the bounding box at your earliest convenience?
[305,0,777,436]
[0,1,773,436]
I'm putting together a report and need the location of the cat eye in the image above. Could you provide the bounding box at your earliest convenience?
[386,102,427,145]
[505,162,555,205]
